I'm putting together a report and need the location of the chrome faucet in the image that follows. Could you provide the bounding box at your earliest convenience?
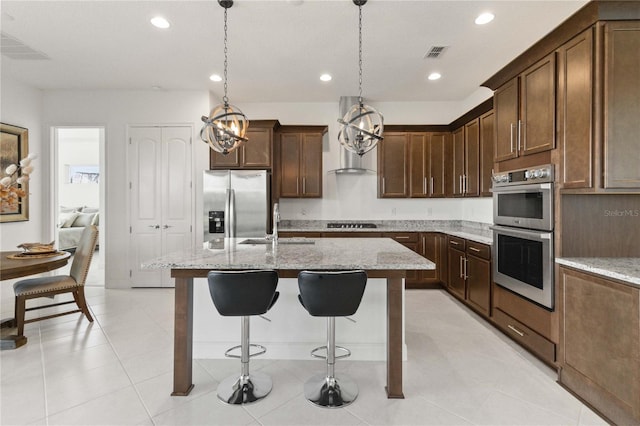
[272,203,280,243]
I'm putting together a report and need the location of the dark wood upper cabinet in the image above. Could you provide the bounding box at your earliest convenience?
[520,54,556,155]
[479,110,495,197]
[409,133,428,198]
[494,78,519,162]
[604,21,640,189]
[277,126,325,198]
[378,132,410,198]
[557,28,594,189]
[464,119,480,197]
[494,53,555,162]
[429,132,449,198]
[451,127,465,197]
[210,122,277,169]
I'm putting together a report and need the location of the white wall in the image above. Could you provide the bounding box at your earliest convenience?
[0,71,45,250]
[42,89,210,288]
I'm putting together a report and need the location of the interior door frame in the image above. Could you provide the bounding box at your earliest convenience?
[126,123,195,287]
[50,125,106,276]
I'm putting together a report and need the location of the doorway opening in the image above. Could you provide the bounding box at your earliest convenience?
[53,127,105,287]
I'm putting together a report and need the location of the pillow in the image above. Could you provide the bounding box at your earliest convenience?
[82,207,99,213]
[59,212,80,228]
[91,213,99,226]
[60,206,81,214]
[71,212,96,228]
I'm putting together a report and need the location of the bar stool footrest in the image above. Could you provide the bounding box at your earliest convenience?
[224,343,267,359]
[310,345,351,360]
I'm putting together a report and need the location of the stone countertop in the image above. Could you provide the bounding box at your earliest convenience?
[280,220,494,246]
[556,258,640,288]
[143,237,435,271]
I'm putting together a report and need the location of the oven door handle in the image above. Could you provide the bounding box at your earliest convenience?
[490,225,552,239]
[491,183,552,193]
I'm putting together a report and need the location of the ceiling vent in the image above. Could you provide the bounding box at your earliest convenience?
[423,46,448,59]
[1,32,50,60]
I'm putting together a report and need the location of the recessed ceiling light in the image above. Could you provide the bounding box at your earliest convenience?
[320,74,332,82]
[428,72,442,81]
[475,12,494,25]
[209,74,222,82]
[150,16,171,29]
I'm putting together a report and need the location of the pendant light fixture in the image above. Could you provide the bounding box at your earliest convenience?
[337,0,384,157]
[201,0,249,155]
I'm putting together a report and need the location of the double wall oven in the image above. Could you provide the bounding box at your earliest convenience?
[491,165,555,310]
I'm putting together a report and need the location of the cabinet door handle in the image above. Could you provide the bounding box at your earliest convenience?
[517,120,522,153]
[303,177,306,194]
[459,175,462,194]
[463,258,468,279]
[450,240,459,246]
[463,175,467,194]
[469,246,481,253]
[430,177,434,194]
[507,324,525,337]
[382,177,386,194]
[510,123,515,153]
[459,256,464,278]
[395,236,410,240]
[423,177,427,194]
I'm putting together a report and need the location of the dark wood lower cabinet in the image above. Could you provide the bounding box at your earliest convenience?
[558,266,640,425]
[446,236,492,317]
[447,246,466,299]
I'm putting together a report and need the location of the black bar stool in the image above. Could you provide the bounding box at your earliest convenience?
[207,270,279,405]
[297,270,367,408]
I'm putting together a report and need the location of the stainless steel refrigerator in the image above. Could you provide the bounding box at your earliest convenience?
[203,170,269,242]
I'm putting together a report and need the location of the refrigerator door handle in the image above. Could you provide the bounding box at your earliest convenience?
[224,188,231,238]
[229,188,236,238]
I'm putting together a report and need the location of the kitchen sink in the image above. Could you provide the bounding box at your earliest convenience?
[239,238,315,245]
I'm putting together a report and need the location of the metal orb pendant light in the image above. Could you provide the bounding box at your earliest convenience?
[337,0,384,157]
[201,0,249,155]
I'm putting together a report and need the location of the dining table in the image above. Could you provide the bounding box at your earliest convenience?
[0,250,71,349]
[142,237,435,399]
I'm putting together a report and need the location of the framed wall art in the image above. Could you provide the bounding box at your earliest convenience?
[1,123,30,222]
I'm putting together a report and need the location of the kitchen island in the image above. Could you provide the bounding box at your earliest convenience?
[143,237,434,399]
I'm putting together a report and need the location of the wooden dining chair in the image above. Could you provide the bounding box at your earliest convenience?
[13,225,99,336]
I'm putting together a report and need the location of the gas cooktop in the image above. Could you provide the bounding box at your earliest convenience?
[326,222,378,229]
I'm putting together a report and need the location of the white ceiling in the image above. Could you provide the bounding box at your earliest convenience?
[1,0,588,103]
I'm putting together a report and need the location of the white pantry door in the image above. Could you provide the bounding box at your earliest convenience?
[128,126,192,287]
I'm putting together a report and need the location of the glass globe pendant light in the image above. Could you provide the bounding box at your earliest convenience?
[201,0,249,155]
[337,0,384,156]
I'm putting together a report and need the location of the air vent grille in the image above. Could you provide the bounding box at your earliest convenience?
[1,32,50,60]
[424,46,448,59]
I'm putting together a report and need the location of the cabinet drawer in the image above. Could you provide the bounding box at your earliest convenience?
[493,308,555,363]
[466,241,490,260]
[447,236,466,250]
[383,232,419,243]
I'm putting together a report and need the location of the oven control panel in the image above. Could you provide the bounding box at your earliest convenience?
[492,164,554,187]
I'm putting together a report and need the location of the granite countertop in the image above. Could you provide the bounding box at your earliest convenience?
[280,220,494,245]
[143,237,435,271]
[556,258,640,288]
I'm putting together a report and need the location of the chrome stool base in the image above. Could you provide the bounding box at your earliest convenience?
[303,373,358,408]
[217,372,273,405]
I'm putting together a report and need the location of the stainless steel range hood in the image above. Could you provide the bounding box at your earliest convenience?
[328,96,375,175]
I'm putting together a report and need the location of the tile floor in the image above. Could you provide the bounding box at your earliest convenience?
[1,259,607,426]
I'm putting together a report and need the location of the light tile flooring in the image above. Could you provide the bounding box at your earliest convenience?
[1,261,607,425]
